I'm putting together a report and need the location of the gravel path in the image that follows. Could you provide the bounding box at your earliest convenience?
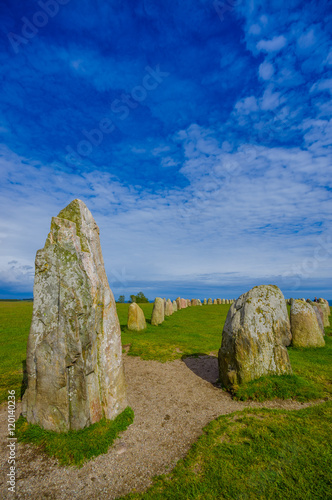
[0,353,321,499]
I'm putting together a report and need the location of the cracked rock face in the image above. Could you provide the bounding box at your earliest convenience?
[22,199,127,432]
[218,285,292,389]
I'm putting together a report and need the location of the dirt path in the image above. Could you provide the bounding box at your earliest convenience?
[0,354,321,499]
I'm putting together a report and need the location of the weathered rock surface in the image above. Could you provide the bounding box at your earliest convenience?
[172,300,178,312]
[218,285,292,389]
[176,297,182,310]
[222,299,225,304]
[22,199,127,432]
[165,299,173,316]
[217,299,221,304]
[307,300,325,336]
[191,299,198,306]
[318,298,330,327]
[151,297,165,325]
[127,302,146,331]
[180,298,187,309]
[203,298,207,305]
[290,300,325,348]
[213,299,217,305]
[186,299,191,307]
[207,298,212,305]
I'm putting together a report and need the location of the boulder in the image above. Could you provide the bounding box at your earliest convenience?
[208,298,212,305]
[218,285,292,389]
[22,199,127,432]
[127,302,146,331]
[307,300,325,336]
[172,300,178,312]
[151,297,165,325]
[181,298,187,309]
[318,298,330,327]
[290,300,325,347]
[176,297,182,310]
[165,298,173,316]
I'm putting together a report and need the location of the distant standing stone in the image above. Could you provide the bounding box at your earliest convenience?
[127,302,146,331]
[151,297,165,325]
[172,300,178,311]
[208,298,212,305]
[318,298,330,327]
[203,298,207,305]
[187,299,191,307]
[22,199,127,432]
[222,299,225,304]
[191,299,198,306]
[213,299,217,304]
[180,298,187,309]
[217,299,221,304]
[290,300,325,347]
[218,285,292,389]
[165,298,173,316]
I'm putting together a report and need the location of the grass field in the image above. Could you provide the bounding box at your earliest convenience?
[122,402,332,500]
[1,300,331,496]
[1,301,331,403]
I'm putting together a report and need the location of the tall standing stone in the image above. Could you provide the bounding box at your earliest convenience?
[127,302,146,331]
[165,298,173,316]
[151,297,165,325]
[172,300,178,312]
[22,199,127,432]
[218,285,292,389]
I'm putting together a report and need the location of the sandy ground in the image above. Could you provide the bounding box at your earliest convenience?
[0,353,321,499]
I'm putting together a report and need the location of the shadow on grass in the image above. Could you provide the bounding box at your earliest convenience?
[182,354,219,385]
[21,359,27,399]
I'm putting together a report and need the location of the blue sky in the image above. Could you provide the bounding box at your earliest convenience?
[0,0,331,300]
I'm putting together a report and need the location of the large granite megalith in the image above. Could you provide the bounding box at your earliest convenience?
[218,285,292,389]
[22,199,127,432]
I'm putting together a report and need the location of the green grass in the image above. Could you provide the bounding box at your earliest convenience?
[0,301,331,404]
[233,374,325,402]
[118,303,229,362]
[15,407,134,467]
[122,402,332,500]
[0,301,32,403]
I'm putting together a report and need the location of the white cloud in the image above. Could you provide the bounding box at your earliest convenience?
[258,61,274,80]
[256,35,287,53]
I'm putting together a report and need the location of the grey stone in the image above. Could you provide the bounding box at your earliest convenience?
[218,285,292,389]
[22,199,127,432]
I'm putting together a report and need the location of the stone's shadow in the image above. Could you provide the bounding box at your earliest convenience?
[182,354,219,385]
[21,359,28,399]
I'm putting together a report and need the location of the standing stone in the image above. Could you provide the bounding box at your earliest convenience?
[22,199,127,432]
[165,298,173,316]
[180,298,187,309]
[172,300,178,312]
[213,299,217,305]
[218,285,292,389]
[307,300,325,336]
[176,297,182,310]
[222,299,225,304]
[217,299,221,304]
[203,298,207,305]
[318,298,330,327]
[208,298,212,305]
[151,297,165,325]
[187,299,191,307]
[197,299,202,305]
[290,300,325,347]
[191,299,198,306]
[127,302,146,331]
